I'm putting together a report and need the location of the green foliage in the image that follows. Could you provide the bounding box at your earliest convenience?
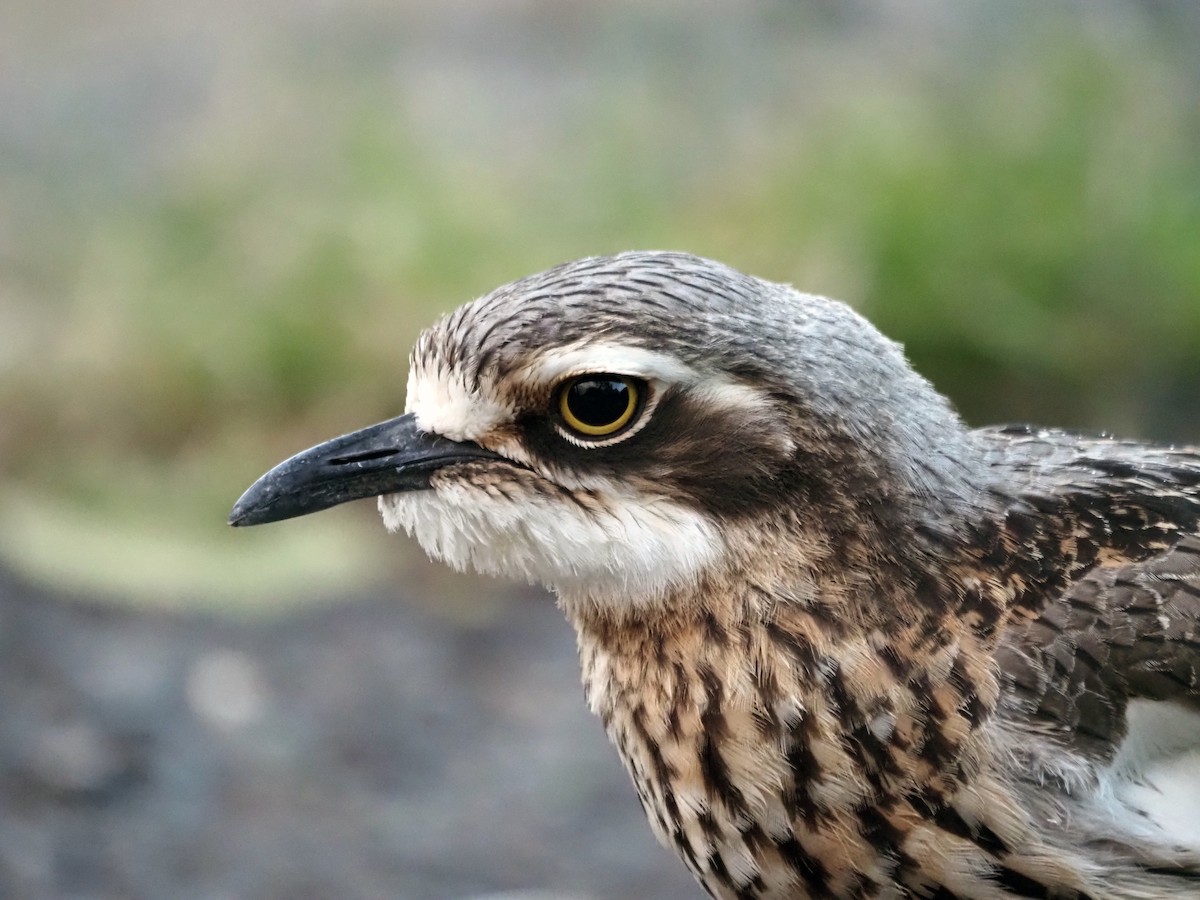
[3,6,1198,601]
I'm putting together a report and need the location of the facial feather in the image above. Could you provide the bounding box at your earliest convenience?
[378,465,723,607]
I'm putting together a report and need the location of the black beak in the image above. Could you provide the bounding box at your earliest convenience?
[229,413,501,527]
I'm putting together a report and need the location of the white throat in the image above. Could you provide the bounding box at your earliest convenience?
[378,479,723,609]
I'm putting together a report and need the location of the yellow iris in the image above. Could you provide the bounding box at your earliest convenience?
[558,375,640,437]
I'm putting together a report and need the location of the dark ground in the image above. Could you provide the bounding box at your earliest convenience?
[0,565,698,900]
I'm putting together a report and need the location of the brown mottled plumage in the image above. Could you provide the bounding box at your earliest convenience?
[231,252,1200,899]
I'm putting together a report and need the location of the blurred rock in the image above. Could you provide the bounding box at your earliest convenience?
[0,565,697,899]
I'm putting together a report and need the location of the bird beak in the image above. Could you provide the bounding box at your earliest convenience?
[228,412,501,527]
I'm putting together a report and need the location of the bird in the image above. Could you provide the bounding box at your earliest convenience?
[230,251,1200,899]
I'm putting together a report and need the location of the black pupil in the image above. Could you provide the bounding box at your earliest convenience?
[568,378,630,427]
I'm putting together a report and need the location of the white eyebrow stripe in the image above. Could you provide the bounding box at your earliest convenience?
[529,341,779,418]
[528,342,702,385]
[691,378,775,410]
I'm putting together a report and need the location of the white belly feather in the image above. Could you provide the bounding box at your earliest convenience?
[1097,699,1200,850]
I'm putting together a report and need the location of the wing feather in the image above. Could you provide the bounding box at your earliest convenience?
[997,536,1200,757]
[975,424,1200,758]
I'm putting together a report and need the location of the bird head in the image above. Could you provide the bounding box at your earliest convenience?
[231,252,985,615]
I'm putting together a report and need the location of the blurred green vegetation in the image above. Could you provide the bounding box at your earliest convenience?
[2,3,1198,606]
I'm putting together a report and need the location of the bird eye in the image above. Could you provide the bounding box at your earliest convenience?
[557,375,642,438]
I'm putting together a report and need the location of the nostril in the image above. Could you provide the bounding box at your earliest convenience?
[328,449,401,466]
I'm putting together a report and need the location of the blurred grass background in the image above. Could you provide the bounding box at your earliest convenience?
[2,0,1199,610]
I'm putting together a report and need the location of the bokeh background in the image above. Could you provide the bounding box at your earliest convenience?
[2,2,1199,898]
